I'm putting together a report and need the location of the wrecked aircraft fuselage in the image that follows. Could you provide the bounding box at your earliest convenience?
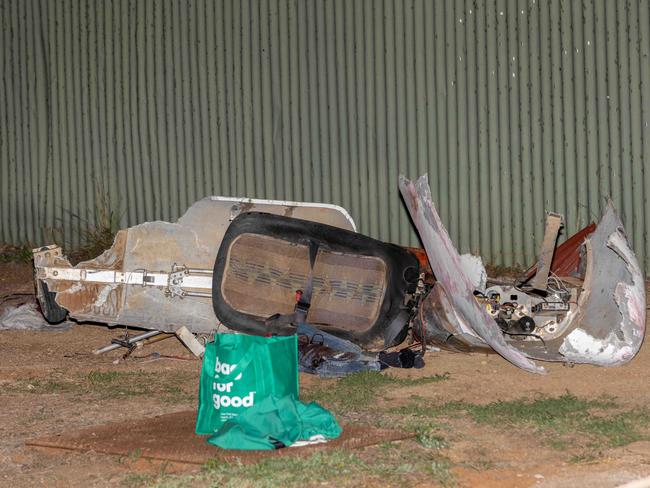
[33,178,645,373]
[33,197,357,334]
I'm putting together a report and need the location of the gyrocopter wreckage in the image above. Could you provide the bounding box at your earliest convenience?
[32,176,646,375]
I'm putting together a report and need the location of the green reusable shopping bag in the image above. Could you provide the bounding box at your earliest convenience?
[195,333,299,435]
[207,394,342,450]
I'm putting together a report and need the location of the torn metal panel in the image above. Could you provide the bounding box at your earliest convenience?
[459,254,487,292]
[399,175,547,374]
[555,203,646,365]
[34,198,357,334]
[413,284,489,352]
[510,202,645,365]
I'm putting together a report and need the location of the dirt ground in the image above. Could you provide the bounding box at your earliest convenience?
[1,261,649,487]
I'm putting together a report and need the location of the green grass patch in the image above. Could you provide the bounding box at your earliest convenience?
[156,450,370,488]
[395,393,650,460]
[20,378,76,394]
[124,473,156,487]
[150,445,455,488]
[394,400,466,419]
[302,371,450,414]
[8,369,195,403]
[580,410,650,447]
[86,370,194,402]
[205,450,367,487]
[430,458,455,486]
[463,394,616,429]
[458,458,495,471]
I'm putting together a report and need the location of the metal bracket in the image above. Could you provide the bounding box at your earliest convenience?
[37,261,213,299]
[32,244,64,267]
[167,264,189,298]
[229,203,243,221]
[530,212,564,292]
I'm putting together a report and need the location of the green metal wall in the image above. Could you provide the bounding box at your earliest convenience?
[1,0,649,271]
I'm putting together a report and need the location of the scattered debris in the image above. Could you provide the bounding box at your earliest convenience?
[30,177,645,373]
[401,175,646,372]
[378,347,425,369]
[400,175,546,374]
[297,323,382,377]
[93,330,170,355]
[0,303,73,331]
[32,197,356,334]
[175,326,205,358]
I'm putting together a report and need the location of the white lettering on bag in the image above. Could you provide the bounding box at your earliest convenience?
[212,391,255,410]
[214,381,234,392]
[215,357,237,376]
[212,355,255,412]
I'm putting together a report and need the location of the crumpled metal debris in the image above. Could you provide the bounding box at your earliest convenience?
[33,198,356,334]
[30,178,645,373]
[400,175,546,374]
[401,174,646,372]
[297,323,382,377]
[554,203,646,365]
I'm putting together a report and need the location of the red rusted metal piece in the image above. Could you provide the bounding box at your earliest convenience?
[407,222,596,283]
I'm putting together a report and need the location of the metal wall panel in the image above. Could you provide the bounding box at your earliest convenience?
[1,0,649,271]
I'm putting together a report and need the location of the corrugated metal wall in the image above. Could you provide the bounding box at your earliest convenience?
[1,0,649,271]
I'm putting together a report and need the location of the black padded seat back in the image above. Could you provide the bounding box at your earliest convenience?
[212,212,419,348]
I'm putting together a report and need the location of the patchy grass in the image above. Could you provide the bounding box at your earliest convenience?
[124,473,156,487]
[149,444,455,488]
[461,394,616,428]
[394,393,650,460]
[416,429,448,450]
[394,400,462,419]
[302,371,450,414]
[7,369,195,403]
[18,378,77,394]
[206,450,368,488]
[568,452,600,464]
[45,185,123,263]
[151,450,370,488]
[458,458,495,471]
[579,410,650,447]
[430,458,455,486]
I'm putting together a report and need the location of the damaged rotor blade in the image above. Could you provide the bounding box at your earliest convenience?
[399,175,547,374]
